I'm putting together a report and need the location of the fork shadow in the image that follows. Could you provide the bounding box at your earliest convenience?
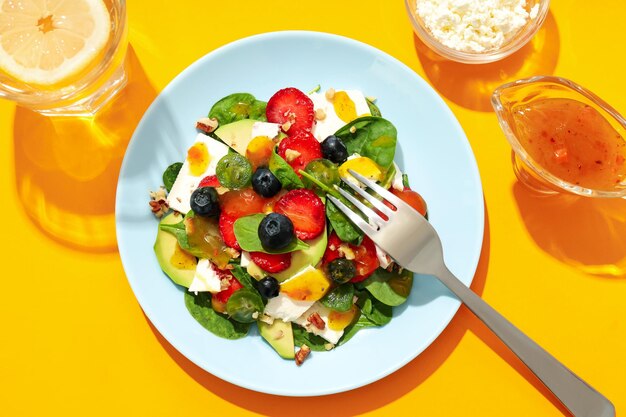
[413,11,560,112]
[146,201,498,415]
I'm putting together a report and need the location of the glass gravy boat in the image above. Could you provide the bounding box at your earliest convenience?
[492,76,626,198]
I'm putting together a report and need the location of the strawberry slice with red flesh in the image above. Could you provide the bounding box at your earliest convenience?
[323,231,342,264]
[250,251,292,273]
[274,189,325,240]
[277,131,322,175]
[218,212,240,250]
[266,87,315,134]
[199,175,220,188]
[213,271,243,304]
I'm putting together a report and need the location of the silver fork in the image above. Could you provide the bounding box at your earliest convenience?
[328,169,615,417]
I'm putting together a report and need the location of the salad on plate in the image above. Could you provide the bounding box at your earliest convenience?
[150,86,428,365]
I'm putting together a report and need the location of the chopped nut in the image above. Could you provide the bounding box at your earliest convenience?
[324,343,335,351]
[295,344,311,366]
[349,126,357,134]
[273,330,284,340]
[220,278,230,291]
[329,244,336,251]
[196,117,219,134]
[325,88,335,101]
[259,314,274,325]
[338,243,355,260]
[224,247,240,259]
[252,311,259,320]
[285,149,301,162]
[315,108,326,121]
[281,121,292,132]
[149,187,169,218]
[307,312,326,330]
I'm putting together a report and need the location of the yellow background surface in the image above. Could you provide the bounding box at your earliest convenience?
[1,0,625,416]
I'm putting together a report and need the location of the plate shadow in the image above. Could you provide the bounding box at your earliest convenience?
[413,11,560,112]
[12,45,157,252]
[146,201,491,415]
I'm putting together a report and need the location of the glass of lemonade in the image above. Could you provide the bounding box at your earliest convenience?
[0,0,127,115]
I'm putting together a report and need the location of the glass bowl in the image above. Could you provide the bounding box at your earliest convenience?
[404,0,550,64]
[492,75,626,198]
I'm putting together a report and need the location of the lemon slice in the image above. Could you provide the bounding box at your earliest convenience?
[0,0,110,85]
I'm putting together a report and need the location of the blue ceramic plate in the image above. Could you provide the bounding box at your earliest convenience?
[116,31,483,396]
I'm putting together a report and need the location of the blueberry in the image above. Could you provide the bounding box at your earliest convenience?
[321,135,349,164]
[255,276,280,299]
[252,168,282,197]
[258,213,294,250]
[190,186,220,217]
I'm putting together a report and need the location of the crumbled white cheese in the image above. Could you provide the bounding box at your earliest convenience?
[416,0,539,53]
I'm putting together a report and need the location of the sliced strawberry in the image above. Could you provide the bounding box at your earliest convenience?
[323,231,342,264]
[199,175,220,188]
[219,212,240,250]
[212,270,243,304]
[250,251,292,273]
[277,131,322,175]
[266,87,315,134]
[274,189,325,240]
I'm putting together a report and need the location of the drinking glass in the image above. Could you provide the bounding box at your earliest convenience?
[0,0,127,115]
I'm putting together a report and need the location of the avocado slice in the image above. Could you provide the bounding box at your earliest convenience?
[258,319,295,359]
[154,213,197,287]
[246,229,328,282]
[214,119,257,155]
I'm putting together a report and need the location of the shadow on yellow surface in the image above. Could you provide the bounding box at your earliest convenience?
[513,182,626,278]
[12,46,156,252]
[147,204,496,415]
[413,11,560,112]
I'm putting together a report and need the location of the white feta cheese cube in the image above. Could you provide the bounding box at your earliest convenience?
[188,258,222,293]
[240,251,251,268]
[264,293,316,322]
[294,302,344,344]
[166,134,229,214]
[309,90,371,142]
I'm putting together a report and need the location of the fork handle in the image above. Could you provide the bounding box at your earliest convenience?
[435,266,614,417]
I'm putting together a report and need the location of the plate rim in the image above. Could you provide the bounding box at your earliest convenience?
[115,30,484,397]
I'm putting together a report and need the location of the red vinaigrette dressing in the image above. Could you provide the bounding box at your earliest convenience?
[512,98,626,191]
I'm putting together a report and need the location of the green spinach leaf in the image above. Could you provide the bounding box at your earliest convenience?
[269,151,304,190]
[230,264,256,291]
[338,314,378,346]
[293,325,328,351]
[233,214,309,253]
[162,162,183,192]
[379,162,396,190]
[159,219,192,251]
[402,173,410,188]
[360,295,392,325]
[184,292,250,339]
[360,268,414,306]
[208,93,267,124]
[366,98,382,117]
[320,284,354,312]
[326,201,363,245]
[334,116,397,169]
